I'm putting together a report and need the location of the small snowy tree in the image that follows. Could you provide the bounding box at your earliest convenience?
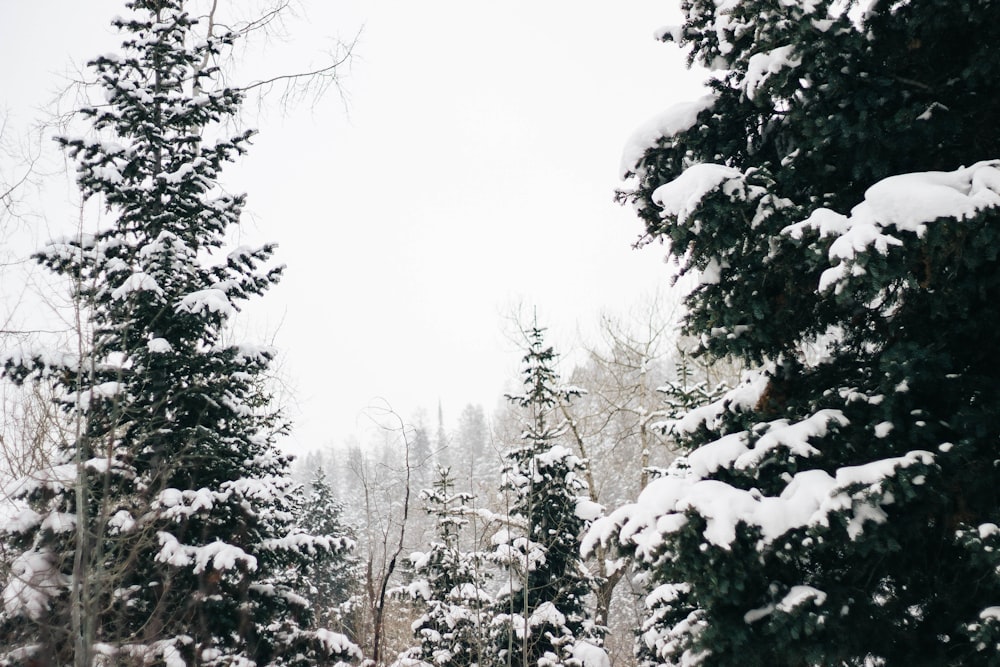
[0,2,358,665]
[491,325,603,667]
[590,1,1000,665]
[396,466,492,667]
[300,467,362,631]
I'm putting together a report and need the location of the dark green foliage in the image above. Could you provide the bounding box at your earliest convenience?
[601,1,1000,665]
[0,2,358,664]
[300,468,362,632]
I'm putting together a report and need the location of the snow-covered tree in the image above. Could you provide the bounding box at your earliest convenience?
[396,466,491,667]
[0,2,358,664]
[589,1,1000,665]
[454,403,491,491]
[300,467,362,632]
[491,325,603,667]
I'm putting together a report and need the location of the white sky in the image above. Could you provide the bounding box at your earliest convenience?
[1,1,705,452]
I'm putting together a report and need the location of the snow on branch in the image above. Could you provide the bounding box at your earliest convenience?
[585,447,935,556]
[784,160,1000,293]
[620,94,718,179]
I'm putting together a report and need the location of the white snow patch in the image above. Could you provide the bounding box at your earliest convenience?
[3,549,69,619]
[744,604,775,624]
[668,370,769,436]
[147,337,173,353]
[784,161,1000,293]
[652,163,744,224]
[777,585,827,612]
[745,45,801,101]
[620,94,717,178]
[575,498,604,522]
[587,446,934,553]
[571,641,611,667]
[110,272,164,300]
[176,288,234,317]
[979,523,999,539]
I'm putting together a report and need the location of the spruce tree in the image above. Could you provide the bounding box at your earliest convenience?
[300,468,361,632]
[398,466,491,667]
[0,2,358,664]
[491,325,602,667]
[591,1,1000,665]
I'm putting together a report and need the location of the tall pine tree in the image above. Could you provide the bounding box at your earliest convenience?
[0,2,359,665]
[491,325,603,667]
[397,466,491,667]
[590,1,1000,665]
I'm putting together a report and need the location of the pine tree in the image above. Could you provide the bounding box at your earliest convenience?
[491,325,603,667]
[453,403,493,498]
[300,468,361,632]
[592,1,1000,665]
[0,2,358,664]
[397,466,491,667]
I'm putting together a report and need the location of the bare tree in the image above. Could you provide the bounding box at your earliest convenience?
[344,403,418,665]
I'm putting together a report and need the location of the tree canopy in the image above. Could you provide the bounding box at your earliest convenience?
[589,1,1000,665]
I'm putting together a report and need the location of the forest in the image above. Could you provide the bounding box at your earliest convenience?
[2,1,1000,666]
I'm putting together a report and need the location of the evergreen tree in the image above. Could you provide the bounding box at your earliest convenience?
[0,2,358,664]
[592,1,1000,665]
[455,403,492,494]
[436,401,451,471]
[300,468,362,632]
[491,325,602,667]
[411,425,433,493]
[397,466,492,667]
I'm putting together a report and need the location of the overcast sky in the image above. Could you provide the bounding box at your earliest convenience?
[1,1,706,452]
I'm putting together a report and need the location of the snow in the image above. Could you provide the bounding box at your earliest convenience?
[652,163,744,225]
[571,641,611,667]
[67,381,123,412]
[744,586,826,625]
[656,25,684,43]
[699,257,727,285]
[980,607,1000,620]
[3,549,69,619]
[160,162,195,184]
[193,540,257,574]
[683,410,847,477]
[155,532,258,573]
[646,583,691,608]
[1,506,42,534]
[529,601,566,628]
[147,337,173,353]
[176,288,235,317]
[777,585,827,612]
[666,369,769,435]
[313,629,363,660]
[745,45,801,101]
[110,272,164,300]
[743,604,775,624]
[683,432,748,478]
[620,94,718,178]
[575,497,604,522]
[156,487,219,520]
[587,442,935,554]
[534,444,581,469]
[39,512,76,533]
[109,510,137,533]
[784,161,1000,293]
